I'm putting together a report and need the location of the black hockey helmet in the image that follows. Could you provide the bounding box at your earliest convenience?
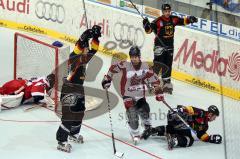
[208,105,219,116]
[162,3,171,11]
[129,46,141,57]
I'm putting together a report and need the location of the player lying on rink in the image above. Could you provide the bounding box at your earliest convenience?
[141,105,222,150]
[0,74,55,110]
[102,46,164,145]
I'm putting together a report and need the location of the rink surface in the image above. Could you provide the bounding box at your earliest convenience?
[0,27,238,159]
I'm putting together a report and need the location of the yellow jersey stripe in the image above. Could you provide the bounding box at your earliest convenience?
[185,106,194,115]
[200,133,209,141]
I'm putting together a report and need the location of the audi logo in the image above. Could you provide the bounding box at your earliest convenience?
[113,22,145,48]
[35,0,65,24]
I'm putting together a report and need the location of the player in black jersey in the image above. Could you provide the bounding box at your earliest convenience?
[143,4,198,94]
[141,105,222,150]
[56,25,101,153]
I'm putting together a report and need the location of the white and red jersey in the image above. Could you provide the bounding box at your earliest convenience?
[107,61,160,101]
[24,77,50,100]
[0,79,27,95]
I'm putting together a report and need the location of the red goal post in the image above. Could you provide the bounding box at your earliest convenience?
[14,32,70,111]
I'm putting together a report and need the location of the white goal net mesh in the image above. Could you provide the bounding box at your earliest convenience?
[14,32,70,111]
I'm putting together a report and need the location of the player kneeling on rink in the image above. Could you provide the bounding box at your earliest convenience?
[102,46,164,145]
[0,74,55,110]
[56,25,101,153]
[141,105,222,150]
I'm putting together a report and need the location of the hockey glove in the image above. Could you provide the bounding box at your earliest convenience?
[92,25,102,38]
[189,16,198,23]
[176,105,186,113]
[156,94,164,102]
[143,18,151,31]
[80,29,93,42]
[209,134,222,144]
[102,75,111,89]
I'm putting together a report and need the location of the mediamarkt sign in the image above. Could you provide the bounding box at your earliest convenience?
[174,39,240,81]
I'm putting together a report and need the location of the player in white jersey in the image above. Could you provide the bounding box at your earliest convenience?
[102,46,164,145]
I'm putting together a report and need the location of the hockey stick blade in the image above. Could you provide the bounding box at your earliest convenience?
[115,151,124,158]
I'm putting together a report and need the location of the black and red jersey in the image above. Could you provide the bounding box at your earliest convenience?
[180,106,211,142]
[145,15,191,47]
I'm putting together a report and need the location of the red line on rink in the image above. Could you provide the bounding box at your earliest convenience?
[0,107,163,159]
[83,124,163,159]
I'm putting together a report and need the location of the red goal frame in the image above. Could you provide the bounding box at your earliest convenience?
[14,32,59,110]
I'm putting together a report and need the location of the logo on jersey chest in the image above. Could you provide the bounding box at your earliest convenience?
[126,69,146,86]
[130,73,142,86]
[164,25,174,36]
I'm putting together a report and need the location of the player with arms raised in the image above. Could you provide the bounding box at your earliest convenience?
[56,25,101,153]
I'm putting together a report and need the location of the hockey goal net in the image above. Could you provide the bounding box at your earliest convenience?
[14,32,70,111]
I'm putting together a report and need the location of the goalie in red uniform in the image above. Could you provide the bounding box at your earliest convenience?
[0,74,55,109]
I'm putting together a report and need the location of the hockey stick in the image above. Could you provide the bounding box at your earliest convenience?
[23,103,47,112]
[162,100,198,136]
[105,89,124,158]
[1,104,11,110]
[127,0,167,48]
[82,0,89,29]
